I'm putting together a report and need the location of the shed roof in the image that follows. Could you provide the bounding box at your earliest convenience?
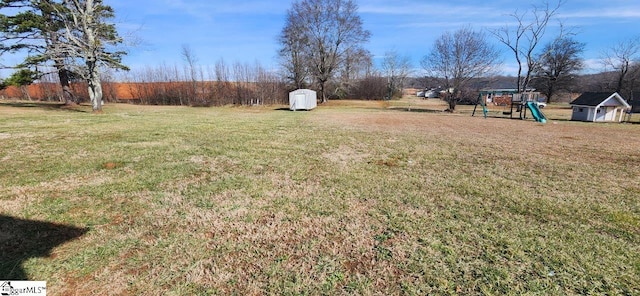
[570,92,630,109]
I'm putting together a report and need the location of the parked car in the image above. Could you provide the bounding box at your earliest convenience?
[536,102,547,109]
[425,90,440,98]
[416,91,425,97]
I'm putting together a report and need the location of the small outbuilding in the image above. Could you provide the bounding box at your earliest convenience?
[570,92,631,122]
[289,89,317,111]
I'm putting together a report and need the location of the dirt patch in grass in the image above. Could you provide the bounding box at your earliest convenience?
[322,144,371,168]
[313,106,640,155]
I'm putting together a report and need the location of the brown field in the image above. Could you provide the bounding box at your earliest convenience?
[1,98,639,295]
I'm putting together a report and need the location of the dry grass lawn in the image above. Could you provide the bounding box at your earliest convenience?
[0,98,639,295]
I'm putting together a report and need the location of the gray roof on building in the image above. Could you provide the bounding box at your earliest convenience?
[570,92,616,106]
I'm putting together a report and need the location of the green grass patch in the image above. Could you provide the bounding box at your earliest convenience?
[0,101,639,295]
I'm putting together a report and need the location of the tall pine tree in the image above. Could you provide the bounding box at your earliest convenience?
[0,0,127,111]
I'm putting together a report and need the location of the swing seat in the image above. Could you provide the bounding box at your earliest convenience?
[503,111,512,115]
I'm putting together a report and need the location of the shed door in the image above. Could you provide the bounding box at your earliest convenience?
[604,108,615,121]
[596,107,606,121]
[295,94,305,109]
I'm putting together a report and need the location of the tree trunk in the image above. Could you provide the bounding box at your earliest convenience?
[20,86,32,101]
[88,77,103,112]
[56,65,76,105]
[546,84,555,103]
[616,65,627,93]
[83,1,102,113]
[446,94,457,111]
[319,80,327,103]
[445,88,457,111]
[87,61,103,112]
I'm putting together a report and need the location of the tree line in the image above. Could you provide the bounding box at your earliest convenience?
[1,0,639,110]
[0,0,392,107]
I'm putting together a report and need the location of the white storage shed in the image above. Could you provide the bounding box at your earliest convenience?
[570,92,631,122]
[289,89,317,111]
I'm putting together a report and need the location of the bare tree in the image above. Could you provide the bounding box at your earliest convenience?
[181,44,199,105]
[601,36,640,97]
[278,10,309,90]
[279,0,370,103]
[490,0,564,93]
[254,61,287,105]
[337,47,371,98]
[422,27,500,110]
[531,37,585,102]
[214,58,231,103]
[354,75,386,100]
[381,50,412,99]
[56,0,128,112]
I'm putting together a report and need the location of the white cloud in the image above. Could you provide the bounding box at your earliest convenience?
[104,0,640,75]
[560,6,640,19]
[582,58,605,74]
[360,2,497,16]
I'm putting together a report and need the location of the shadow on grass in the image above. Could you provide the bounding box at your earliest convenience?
[0,215,88,280]
[0,101,88,113]
[274,107,316,111]
[387,107,447,113]
[477,115,564,122]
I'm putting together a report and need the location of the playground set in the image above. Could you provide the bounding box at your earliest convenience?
[472,89,547,123]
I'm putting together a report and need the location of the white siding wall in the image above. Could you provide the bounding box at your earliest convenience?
[571,107,591,121]
[289,89,317,111]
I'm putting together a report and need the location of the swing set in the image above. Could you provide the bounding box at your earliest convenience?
[472,89,547,123]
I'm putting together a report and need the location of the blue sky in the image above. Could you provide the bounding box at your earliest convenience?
[110,0,640,76]
[2,0,639,78]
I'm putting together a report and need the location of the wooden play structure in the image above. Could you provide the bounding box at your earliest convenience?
[472,89,546,123]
